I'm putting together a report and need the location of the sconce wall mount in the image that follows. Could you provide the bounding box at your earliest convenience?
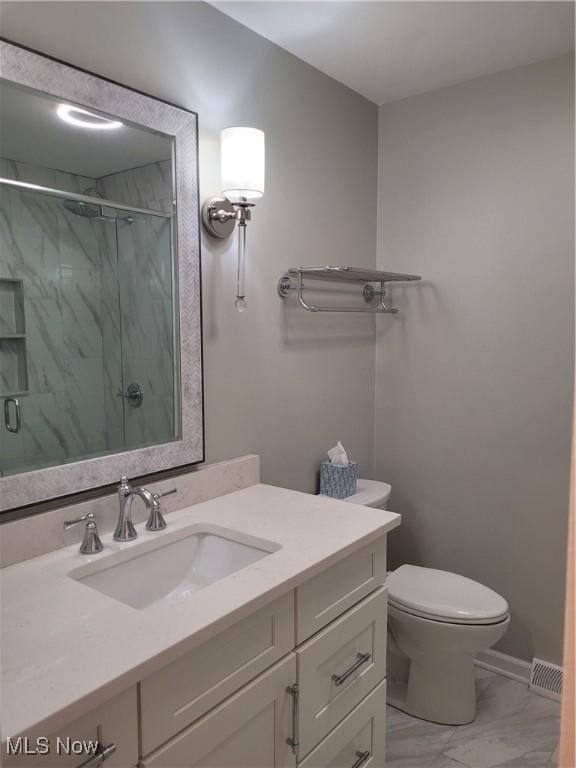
[201,196,253,239]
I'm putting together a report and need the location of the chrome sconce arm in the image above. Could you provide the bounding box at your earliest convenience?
[201,196,254,312]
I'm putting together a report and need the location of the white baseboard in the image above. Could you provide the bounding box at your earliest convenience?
[475,649,532,684]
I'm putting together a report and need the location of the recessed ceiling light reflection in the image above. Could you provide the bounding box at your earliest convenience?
[56,104,123,130]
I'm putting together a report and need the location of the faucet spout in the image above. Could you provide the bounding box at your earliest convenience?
[113,477,154,541]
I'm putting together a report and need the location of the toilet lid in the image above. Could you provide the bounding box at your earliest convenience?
[387,565,509,625]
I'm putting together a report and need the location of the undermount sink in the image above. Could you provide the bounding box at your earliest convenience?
[71,526,279,610]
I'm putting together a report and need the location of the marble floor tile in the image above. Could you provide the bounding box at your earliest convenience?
[442,692,559,768]
[386,671,560,768]
[474,668,496,700]
[387,705,425,733]
[429,755,469,768]
[473,675,533,727]
[385,714,456,768]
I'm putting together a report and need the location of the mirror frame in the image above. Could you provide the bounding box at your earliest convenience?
[0,39,204,512]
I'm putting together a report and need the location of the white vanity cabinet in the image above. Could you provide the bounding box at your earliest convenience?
[138,537,388,768]
[5,536,388,768]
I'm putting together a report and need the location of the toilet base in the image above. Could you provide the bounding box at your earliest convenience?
[386,656,477,725]
[387,610,510,726]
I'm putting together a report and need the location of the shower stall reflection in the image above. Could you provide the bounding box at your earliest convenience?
[0,178,178,478]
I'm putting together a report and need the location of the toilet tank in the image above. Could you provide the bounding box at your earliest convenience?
[342,479,392,509]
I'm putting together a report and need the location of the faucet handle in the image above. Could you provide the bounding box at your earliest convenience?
[157,488,177,500]
[63,512,104,555]
[146,488,177,531]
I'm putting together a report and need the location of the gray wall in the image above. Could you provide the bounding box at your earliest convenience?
[0,1,378,494]
[375,55,574,663]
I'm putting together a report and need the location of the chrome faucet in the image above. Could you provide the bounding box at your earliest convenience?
[114,476,177,541]
[114,476,155,541]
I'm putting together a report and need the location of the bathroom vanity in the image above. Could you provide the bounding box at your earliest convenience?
[1,483,400,768]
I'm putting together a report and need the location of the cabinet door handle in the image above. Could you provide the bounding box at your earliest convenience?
[285,683,299,754]
[4,397,21,433]
[77,742,116,768]
[351,750,371,768]
[331,652,372,686]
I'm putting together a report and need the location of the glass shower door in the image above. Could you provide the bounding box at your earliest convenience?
[0,183,122,475]
[115,208,177,452]
[0,180,178,478]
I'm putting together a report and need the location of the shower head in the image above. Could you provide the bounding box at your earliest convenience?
[63,199,103,218]
[62,198,133,224]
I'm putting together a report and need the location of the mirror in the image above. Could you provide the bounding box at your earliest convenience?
[0,41,203,511]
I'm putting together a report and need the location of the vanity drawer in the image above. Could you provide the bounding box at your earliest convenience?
[298,679,387,768]
[3,687,138,768]
[141,655,297,768]
[296,536,386,643]
[140,592,294,755]
[297,587,387,757]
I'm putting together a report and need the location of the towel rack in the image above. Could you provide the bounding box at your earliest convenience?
[277,266,421,314]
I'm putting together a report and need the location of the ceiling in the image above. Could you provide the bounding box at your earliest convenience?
[0,80,172,179]
[212,1,575,105]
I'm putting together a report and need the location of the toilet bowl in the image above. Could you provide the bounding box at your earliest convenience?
[342,480,510,725]
[386,565,509,724]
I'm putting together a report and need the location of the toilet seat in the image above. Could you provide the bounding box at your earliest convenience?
[387,565,509,625]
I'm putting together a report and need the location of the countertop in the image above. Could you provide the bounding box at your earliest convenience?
[1,483,400,742]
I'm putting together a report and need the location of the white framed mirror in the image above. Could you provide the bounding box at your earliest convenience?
[0,40,204,512]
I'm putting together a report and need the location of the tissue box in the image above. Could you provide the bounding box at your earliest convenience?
[320,461,358,499]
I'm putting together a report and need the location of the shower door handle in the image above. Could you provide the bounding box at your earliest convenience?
[4,397,22,433]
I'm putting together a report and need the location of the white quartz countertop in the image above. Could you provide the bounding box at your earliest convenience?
[1,484,400,742]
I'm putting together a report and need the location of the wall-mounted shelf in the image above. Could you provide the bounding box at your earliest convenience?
[277,266,421,314]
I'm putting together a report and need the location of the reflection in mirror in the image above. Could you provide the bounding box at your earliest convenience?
[0,79,181,477]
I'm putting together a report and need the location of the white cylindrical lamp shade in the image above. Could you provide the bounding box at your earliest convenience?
[221,127,265,200]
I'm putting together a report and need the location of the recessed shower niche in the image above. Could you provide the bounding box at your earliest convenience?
[0,277,28,396]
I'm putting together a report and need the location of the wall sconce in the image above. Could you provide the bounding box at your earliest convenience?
[202,127,265,311]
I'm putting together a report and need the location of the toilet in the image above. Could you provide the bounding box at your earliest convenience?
[342,479,510,725]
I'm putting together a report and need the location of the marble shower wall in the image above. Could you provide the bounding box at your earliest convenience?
[97,159,173,214]
[98,162,176,450]
[0,157,114,474]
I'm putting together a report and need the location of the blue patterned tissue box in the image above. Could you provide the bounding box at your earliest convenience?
[320,461,358,499]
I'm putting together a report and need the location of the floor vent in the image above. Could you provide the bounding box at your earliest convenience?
[529,658,563,701]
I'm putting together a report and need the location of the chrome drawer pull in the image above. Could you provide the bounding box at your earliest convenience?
[77,742,116,768]
[331,652,372,686]
[285,683,299,754]
[351,750,371,768]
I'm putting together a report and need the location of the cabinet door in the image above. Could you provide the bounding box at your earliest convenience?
[140,592,294,754]
[3,687,138,768]
[141,655,297,768]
